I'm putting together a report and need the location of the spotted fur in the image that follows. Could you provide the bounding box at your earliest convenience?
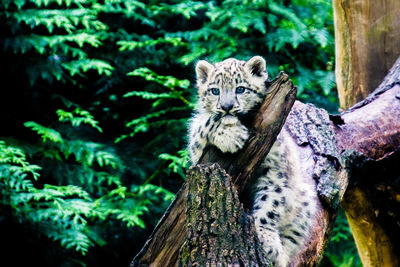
[188,56,317,267]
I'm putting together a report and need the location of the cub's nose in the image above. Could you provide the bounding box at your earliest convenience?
[221,103,234,112]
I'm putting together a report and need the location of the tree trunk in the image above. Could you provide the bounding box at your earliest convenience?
[335,58,400,266]
[333,1,400,265]
[333,0,400,109]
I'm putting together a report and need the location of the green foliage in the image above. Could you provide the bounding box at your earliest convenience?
[0,0,349,265]
[24,121,64,143]
[159,149,190,180]
[0,137,173,256]
[1,0,114,86]
[321,208,362,267]
[117,37,185,51]
[57,107,103,132]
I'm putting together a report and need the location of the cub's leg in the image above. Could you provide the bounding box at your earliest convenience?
[254,216,289,267]
[253,182,290,267]
[188,113,220,164]
[252,141,291,267]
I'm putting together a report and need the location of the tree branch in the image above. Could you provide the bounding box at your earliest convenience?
[333,56,400,266]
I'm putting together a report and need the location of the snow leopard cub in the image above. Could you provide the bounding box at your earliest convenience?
[188,56,317,266]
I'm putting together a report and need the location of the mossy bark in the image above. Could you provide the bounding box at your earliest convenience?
[179,164,269,266]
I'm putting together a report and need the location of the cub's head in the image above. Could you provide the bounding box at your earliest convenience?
[195,56,268,116]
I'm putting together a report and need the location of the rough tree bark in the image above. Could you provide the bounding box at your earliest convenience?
[179,164,270,266]
[333,1,400,265]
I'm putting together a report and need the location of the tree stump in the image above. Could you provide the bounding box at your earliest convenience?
[179,164,269,266]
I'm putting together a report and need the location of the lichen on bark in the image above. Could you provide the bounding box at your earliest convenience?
[179,164,270,267]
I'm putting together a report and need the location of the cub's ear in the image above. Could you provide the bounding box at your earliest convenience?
[245,56,268,79]
[195,60,214,85]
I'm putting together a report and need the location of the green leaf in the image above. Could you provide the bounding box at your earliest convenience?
[127,67,190,90]
[57,108,103,132]
[24,121,63,143]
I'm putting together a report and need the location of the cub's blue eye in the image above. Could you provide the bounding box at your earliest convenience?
[211,88,220,95]
[236,86,245,94]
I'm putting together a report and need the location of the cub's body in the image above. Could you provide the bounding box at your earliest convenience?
[188,56,317,266]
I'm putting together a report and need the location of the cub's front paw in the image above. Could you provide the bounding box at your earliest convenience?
[211,118,249,153]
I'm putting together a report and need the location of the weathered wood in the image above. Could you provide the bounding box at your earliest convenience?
[338,146,400,267]
[335,57,400,160]
[131,72,297,267]
[341,186,399,267]
[333,0,400,263]
[332,57,400,267]
[179,164,269,266]
[333,0,400,109]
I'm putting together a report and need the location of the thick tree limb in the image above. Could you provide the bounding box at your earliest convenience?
[334,57,400,160]
[288,58,400,266]
[333,0,400,263]
[333,57,400,266]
